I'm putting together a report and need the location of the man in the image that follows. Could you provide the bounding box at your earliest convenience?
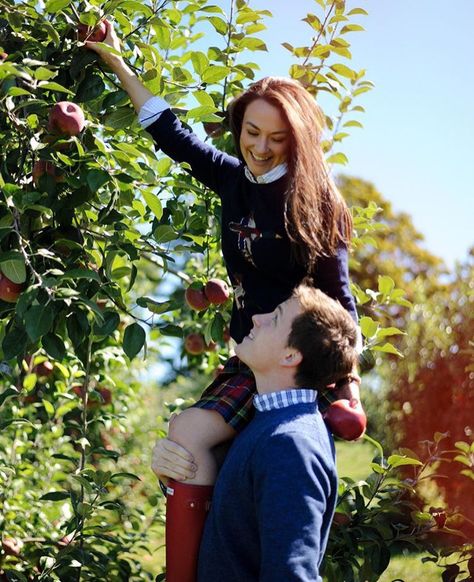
[197,285,358,582]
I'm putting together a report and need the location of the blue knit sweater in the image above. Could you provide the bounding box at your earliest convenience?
[197,401,338,582]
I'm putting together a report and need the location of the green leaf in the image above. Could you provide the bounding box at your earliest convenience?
[136,297,173,314]
[372,343,403,357]
[0,388,18,407]
[62,268,100,282]
[142,190,163,220]
[109,472,141,483]
[76,74,105,102]
[104,107,136,130]
[123,323,146,359]
[93,310,120,336]
[208,16,228,34]
[378,275,395,295]
[238,37,267,51]
[2,327,28,359]
[24,305,54,342]
[455,441,470,453]
[347,8,369,16]
[202,66,230,84]
[190,52,209,76]
[86,169,110,191]
[41,491,70,501]
[340,24,365,33]
[153,225,178,244]
[43,399,55,417]
[360,316,378,339]
[38,81,74,95]
[326,152,348,165]
[330,63,356,79]
[0,258,26,284]
[387,454,423,468]
[23,373,37,392]
[42,333,66,360]
[45,0,72,12]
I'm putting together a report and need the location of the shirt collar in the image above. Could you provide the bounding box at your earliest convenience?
[254,388,318,412]
[244,162,288,184]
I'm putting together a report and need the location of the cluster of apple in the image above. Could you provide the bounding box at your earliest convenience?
[31,20,106,186]
[183,278,231,355]
[185,278,230,311]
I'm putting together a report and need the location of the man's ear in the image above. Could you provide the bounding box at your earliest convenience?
[280,348,302,368]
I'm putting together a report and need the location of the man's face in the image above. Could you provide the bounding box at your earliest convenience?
[235,297,302,373]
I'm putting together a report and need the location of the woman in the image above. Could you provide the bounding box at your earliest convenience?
[88,20,363,582]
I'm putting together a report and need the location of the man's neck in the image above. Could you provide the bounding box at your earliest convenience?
[253,371,299,395]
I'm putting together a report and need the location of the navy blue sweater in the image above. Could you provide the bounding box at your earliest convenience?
[197,402,338,582]
[147,110,357,342]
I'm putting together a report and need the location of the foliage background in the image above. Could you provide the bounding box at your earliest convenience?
[0,0,472,580]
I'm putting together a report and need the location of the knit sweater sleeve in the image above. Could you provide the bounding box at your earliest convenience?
[144,109,241,196]
[252,432,334,582]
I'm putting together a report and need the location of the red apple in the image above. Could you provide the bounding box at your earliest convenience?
[77,21,107,43]
[25,355,54,378]
[0,273,24,303]
[184,332,206,355]
[47,102,85,136]
[0,52,8,63]
[72,384,112,407]
[32,160,58,186]
[204,278,230,305]
[2,537,23,557]
[332,512,351,527]
[185,285,210,311]
[323,398,367,441]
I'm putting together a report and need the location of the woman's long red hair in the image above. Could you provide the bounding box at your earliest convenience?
[228,77,352,264]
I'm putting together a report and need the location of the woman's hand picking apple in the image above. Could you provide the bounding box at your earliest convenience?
[84,19,124,70]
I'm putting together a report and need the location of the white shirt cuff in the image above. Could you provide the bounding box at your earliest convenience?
[138,96,170,128]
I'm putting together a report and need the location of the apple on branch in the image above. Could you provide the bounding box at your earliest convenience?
[323,398,367,441]
[185,284,210,311]
[184,332,206,355]
[204,278,230,305]
[24,355,54,378]
[77,21,107,43]
[47,102,85,136]
[0,272,24,303]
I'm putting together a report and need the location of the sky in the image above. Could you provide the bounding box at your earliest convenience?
[221,0,474,269]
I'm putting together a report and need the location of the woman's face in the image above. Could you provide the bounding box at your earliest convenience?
[239,98,290,177]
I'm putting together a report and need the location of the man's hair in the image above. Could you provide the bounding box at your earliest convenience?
[287,285,358,388]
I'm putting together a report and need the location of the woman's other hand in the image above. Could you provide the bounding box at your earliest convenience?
[151,438,197,485]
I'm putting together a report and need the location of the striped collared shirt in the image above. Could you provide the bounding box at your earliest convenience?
[254,388,318,412]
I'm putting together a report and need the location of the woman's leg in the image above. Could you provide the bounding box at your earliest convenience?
[165,408,236,582]
[168,407,236,484]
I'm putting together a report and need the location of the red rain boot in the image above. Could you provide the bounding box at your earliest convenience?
[165,479,214,582]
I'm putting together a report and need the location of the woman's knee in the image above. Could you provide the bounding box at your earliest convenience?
[168,407,235,450]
